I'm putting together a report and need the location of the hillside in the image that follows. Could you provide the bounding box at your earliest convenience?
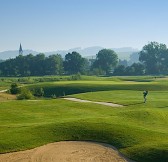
[0,46,139,60]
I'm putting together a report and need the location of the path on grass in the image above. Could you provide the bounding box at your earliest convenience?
[0,85,24,93]
[0,141,134,162]
[0,89,8,93]
[64,97,124,107]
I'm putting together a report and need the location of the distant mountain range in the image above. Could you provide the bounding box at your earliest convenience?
[0,46,139,61]
[0,50,39,60]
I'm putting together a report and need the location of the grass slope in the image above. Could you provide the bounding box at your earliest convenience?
[29,80,168,97]
[0,93,168,161]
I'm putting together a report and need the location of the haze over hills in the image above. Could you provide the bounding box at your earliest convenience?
[0,46,139,61]
[0,50,38,60]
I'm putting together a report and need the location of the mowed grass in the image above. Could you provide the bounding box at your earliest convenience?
[0,77,168,162]
[71,90,168,106]
[29,79,168,98]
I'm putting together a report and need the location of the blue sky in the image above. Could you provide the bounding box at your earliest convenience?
[0,0,168,52]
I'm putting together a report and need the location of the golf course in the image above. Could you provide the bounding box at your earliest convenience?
[0,76,168,162]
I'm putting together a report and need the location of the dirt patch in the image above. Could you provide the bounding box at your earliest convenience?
[0,92,16,101]
[63,98,123,107]
[0,141,134,162]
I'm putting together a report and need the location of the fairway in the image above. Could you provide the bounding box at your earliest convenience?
[0,76,168,162]
[1,0,168,161]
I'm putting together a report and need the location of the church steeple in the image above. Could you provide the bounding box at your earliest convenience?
[19,43,23,55]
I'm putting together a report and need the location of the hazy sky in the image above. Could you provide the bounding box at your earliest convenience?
[0,0,168,52]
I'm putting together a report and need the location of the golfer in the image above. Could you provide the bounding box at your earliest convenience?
[143,90,148,103]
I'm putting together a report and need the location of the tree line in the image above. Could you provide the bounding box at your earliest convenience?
[0,54,63,76]
[1,41,168,76]
[0,49,118,76]
[114,42,168,75]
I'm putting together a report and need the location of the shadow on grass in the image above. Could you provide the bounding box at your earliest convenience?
[124,102,144,106]
[158,105,168,108]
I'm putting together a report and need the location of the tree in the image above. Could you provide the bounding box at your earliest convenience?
[125,66,135,76]
[80,58,90,74]
[0,53,64,76]
[64,52,86,74]
[32,53,46,76]
[139,42,168,74]
[92,49,118,75]
[10,83,20,94]
[130,63,145,75]
[45,54,63,75]
[113,63,145,76]
[113,65,126,76]
[158,49,168,74]
[90,67,106,76]
[118,59,128,67]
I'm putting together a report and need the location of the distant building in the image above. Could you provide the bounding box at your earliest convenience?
[19,43,23,55]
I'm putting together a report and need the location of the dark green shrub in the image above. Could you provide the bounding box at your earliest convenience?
[18,77,34,84]
[33,87,44,97]
[69,73,81,80]
[17,88,34,100]
[51,94,57,99]
[10,83,20,94]
[91,68,105,76]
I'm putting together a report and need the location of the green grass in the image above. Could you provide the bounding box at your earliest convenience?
[0,81,11,90]
[0,76,168,162]
[29,80,168,98]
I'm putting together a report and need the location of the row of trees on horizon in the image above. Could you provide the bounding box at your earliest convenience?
[0,41,168,77]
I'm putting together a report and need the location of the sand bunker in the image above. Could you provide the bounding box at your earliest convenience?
[0,141,134,162]
[64,98,123,107]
